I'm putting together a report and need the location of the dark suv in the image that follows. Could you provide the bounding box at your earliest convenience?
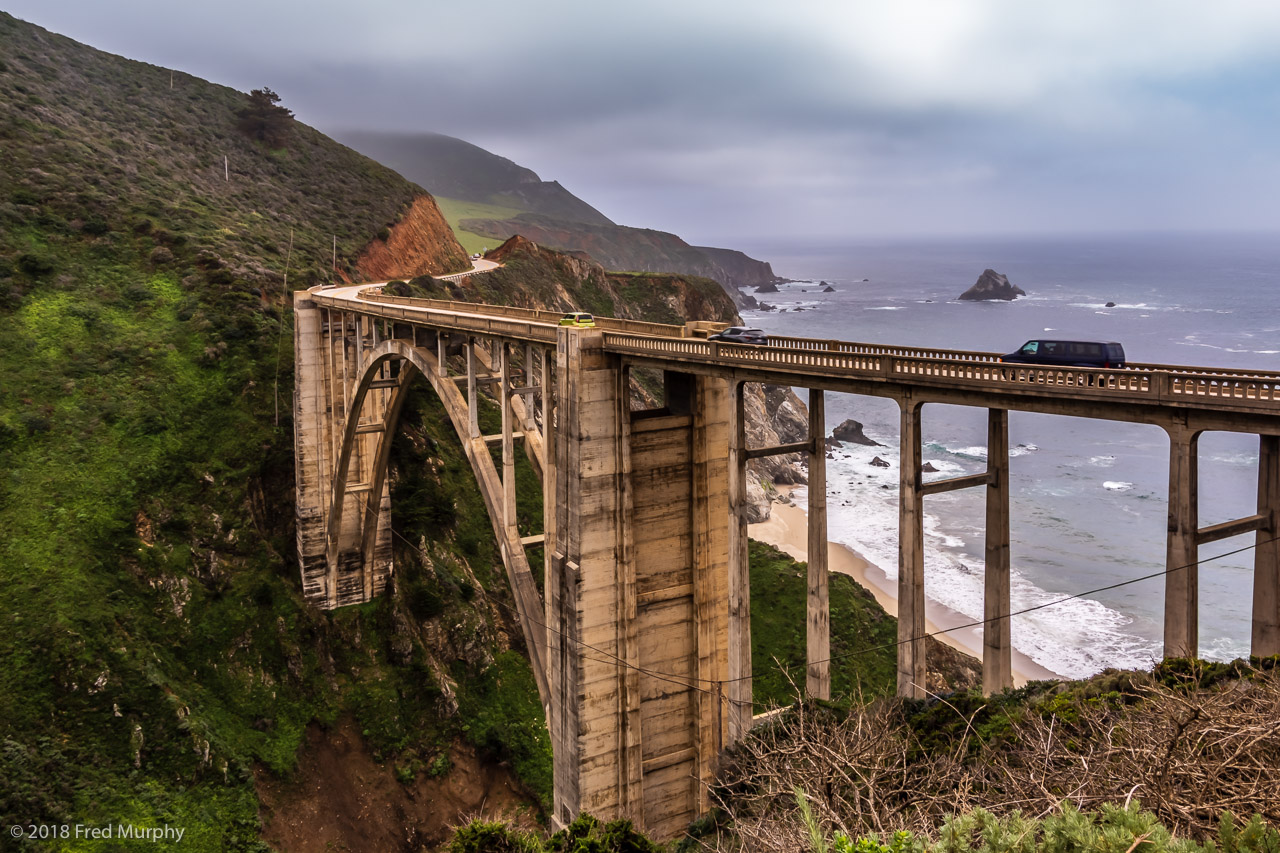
[1000,340,1126,369]
[709,327,769,345]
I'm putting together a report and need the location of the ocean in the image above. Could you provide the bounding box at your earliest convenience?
[740,232,1280,679]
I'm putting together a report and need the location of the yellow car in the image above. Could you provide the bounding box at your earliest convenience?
[558,312,596,328]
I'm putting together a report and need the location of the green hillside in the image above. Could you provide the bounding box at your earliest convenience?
[0,11,525,849]
[334,130,615,229]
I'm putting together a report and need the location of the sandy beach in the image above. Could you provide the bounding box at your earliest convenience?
[749,488,1061,687]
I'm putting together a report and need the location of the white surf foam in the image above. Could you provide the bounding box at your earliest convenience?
[799,443,1160,678]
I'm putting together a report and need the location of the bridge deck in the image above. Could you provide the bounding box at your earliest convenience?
[310,284,1280,430]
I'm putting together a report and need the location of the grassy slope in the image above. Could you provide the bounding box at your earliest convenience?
[0,12,530,849]
[434,196,526,254]
[749,541,898,708]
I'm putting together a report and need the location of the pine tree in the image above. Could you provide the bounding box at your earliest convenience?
[236,87,294,148]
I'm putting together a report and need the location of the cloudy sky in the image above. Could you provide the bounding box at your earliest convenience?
[9,1,1280,249]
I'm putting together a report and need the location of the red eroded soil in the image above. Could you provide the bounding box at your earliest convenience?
[355,194,470,282]
[256,717,539,852]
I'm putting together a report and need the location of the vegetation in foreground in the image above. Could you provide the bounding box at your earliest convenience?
[709,659,1280,850]
[450,661,1280,852]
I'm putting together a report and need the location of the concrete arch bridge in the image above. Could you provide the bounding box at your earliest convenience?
[294,283,1280,839]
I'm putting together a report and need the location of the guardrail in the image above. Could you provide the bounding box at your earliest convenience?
[314,289,1280,415]
[601,332,1280,414]
[312,292,559,344]
[354,289,693,338]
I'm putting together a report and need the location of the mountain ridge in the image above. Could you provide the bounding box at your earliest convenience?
[334,129,781,305]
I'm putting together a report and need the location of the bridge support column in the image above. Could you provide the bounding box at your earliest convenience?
[500,343,517,535]
[549,340,730,839]
[1253,434,1280,657]
[1164,424,1201,659]
[550,327,624,826]
[898,398,927,698]
[541,346,556,622]
[807,389,830,700]
[983,409,1012,695]
[466,337,480,440]
[293,294,331,602]
[727,381,753,737]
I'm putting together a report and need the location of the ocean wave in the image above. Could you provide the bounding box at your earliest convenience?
[1089,455,1116,467]
[1103,481,1134,492]
[866,306,904,311]
[1208,452,1258,466]
[812,453,1161,679]
[1010,443,1039,457]
[923,441,988,461]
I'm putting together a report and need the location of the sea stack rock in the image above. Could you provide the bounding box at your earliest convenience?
[958,269,1026,301]
[755,282,779,293]
[832,418,883,447]
[821,285,836,293]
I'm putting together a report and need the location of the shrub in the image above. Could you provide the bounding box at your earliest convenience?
[16,253,55,277]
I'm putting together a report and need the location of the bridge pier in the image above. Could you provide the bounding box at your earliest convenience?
[897,399,927,698]
[1254,434,1280,657]
[983,409,1012,694]
[806,389,830,700]
[1164,424,1201,659]
[549,330,731,837]
[727,381,753,737]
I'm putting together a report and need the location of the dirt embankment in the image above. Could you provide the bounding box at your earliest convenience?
[356,195,471,281]
[256,717,536,852]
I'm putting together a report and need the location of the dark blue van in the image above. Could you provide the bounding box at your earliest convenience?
[1000,340,1126,369]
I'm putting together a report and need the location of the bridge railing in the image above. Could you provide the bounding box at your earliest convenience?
[601,333,1280,413]
[355,289,693,339]
[317,291,559,343]
[766,335,1000,363]
[324,289,1280,413]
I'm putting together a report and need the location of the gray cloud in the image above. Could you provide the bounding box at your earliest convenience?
[8,0,1280,246]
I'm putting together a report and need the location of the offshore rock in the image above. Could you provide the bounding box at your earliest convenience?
[755,282,779,293]
[958,268,1025,301]
[832,418,883,447]
[870,456,891,468]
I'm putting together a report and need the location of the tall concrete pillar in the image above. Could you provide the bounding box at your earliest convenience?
[1253,434,1280,657]
[691,373,730,804]
[898,398,926,698]
[807,389,830,700]
[466,337,480,440]
[983,408,1012,694]
[726,381,753,737]
[549,327,624,826]
[293,293,331,603]
[1164,424,1201,659]
[500,342,517,535]
[541,346,556,621]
